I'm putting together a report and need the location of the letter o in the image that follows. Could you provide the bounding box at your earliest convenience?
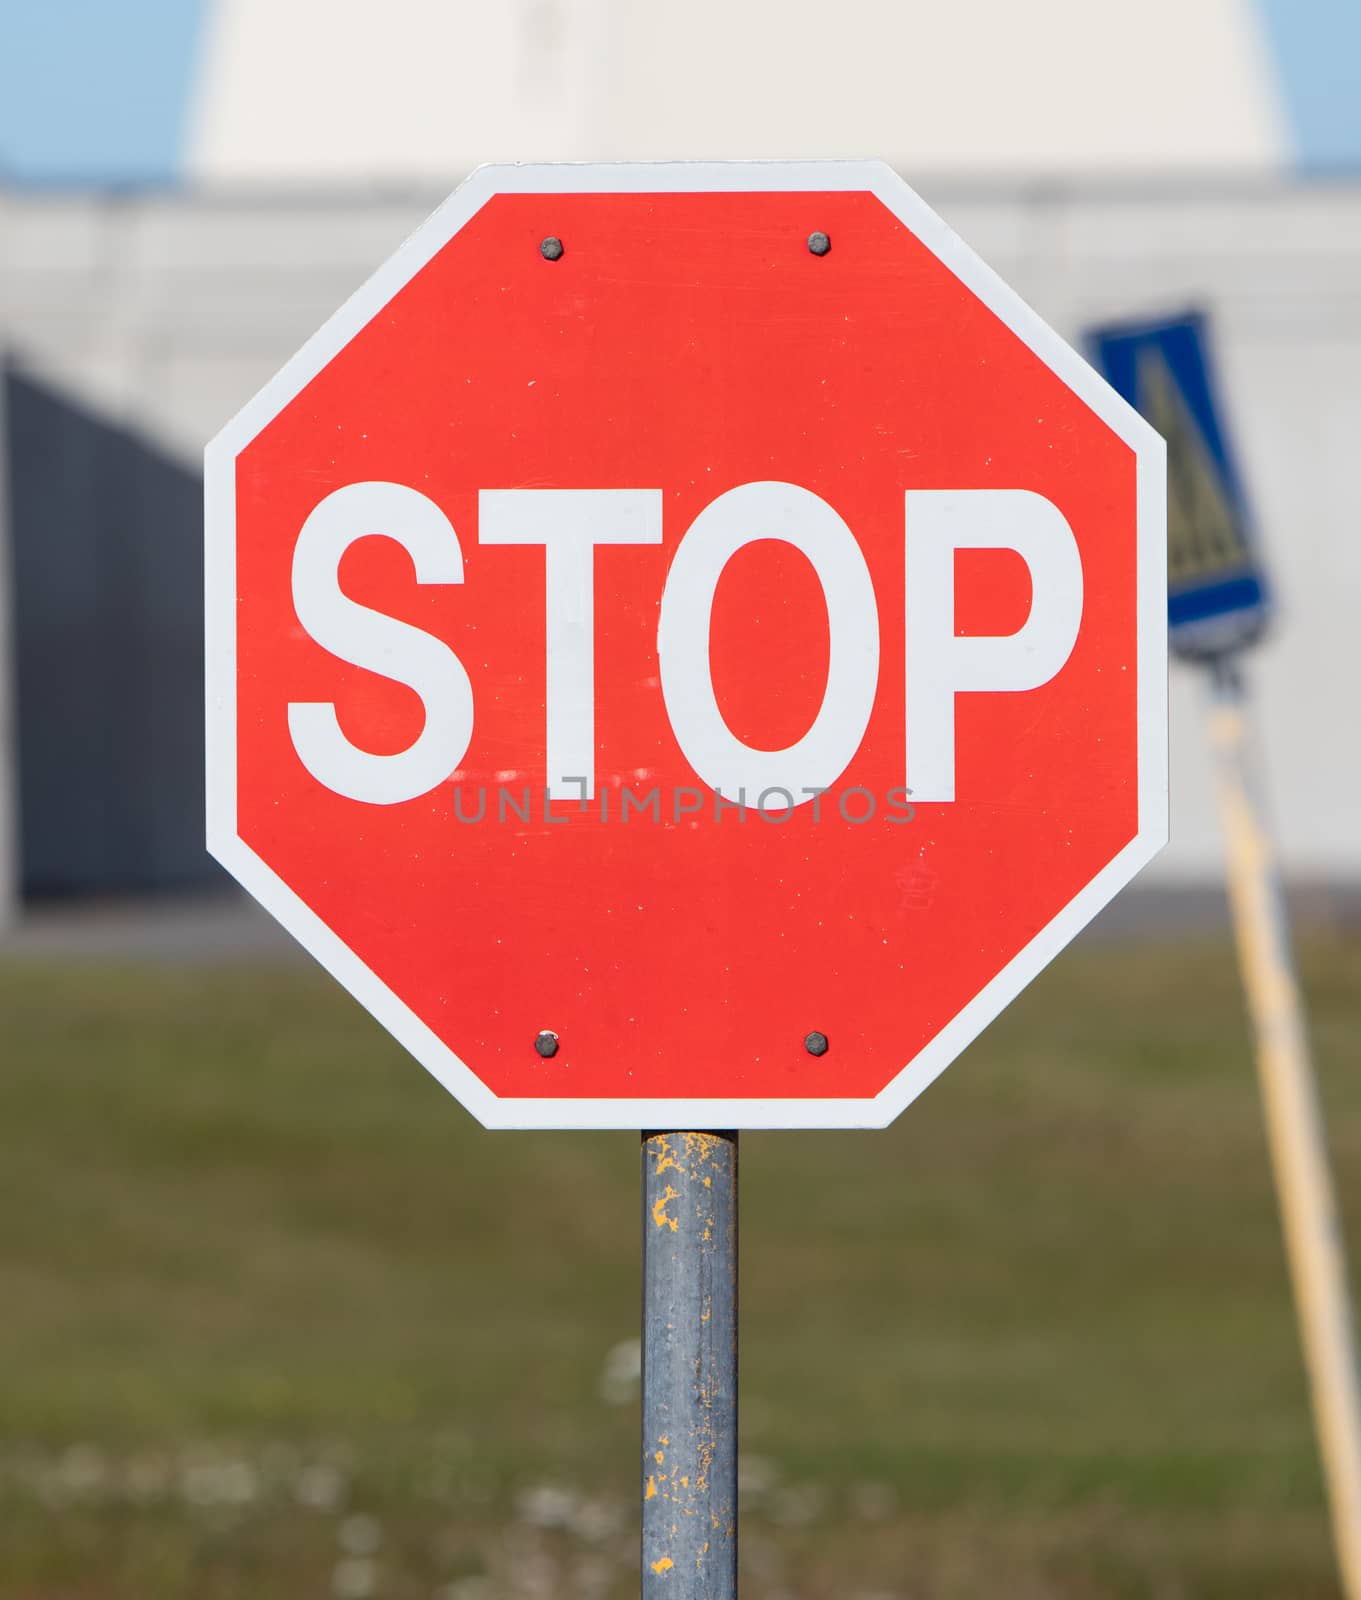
[657,482,879,803]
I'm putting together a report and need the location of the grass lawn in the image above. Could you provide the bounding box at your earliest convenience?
[1,930,1359,1597]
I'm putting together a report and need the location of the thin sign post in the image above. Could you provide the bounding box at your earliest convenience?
[1208,657,1361,1598]
[1092,312,1361,1598]
[642,1132,738,1597]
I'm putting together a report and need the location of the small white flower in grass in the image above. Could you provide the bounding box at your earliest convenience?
[54,1444,107,1499]
[515,1483,577,1530]
[333,1556,377,1599]
[296,1462,348,1511]
[181,1463,221,1508]
[182,1460,258,1508]
[569,1497,624,1544]
[766,1484,826,1528]
[434,1580,494,1600]
[736,1454,779,1496]
[339,1513,383,1556]
[848,1480,897,1522]
[597,1338,641,1406]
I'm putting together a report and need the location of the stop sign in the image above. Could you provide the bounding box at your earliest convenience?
[206,161,1166,1129]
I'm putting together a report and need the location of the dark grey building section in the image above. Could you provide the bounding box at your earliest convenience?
[5,365,216,894]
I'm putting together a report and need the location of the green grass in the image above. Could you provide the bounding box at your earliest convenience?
[1,931,1359,1597]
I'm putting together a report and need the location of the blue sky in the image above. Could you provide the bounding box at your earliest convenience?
[1258,0,1361,169]
[0,0,209,183]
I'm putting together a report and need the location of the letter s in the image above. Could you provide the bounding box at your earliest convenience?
[287,482,473,804]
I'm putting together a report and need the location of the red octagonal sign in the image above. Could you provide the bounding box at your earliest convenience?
[206,162,1166,1129]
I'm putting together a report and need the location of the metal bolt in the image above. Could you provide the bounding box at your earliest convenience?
[534,1029,560,1058]
[807,231,831,257]
[804,1031,829,1056]
[540,236,564,261]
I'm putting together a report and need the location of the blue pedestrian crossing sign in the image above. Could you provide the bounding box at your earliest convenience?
[1089,311,1269,659]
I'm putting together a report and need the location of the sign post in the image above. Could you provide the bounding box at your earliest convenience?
[208,162,1167,1593]
[1093,312,1361,1599]
[642,1132,738,1597]
[1208,656,1361,1599]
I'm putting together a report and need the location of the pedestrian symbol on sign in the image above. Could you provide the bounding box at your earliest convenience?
[1089,311,1269,659]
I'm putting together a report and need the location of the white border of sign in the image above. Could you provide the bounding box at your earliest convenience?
[206,159,1167,1131]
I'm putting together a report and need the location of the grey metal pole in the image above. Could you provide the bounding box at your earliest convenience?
[642,1131,738,1597]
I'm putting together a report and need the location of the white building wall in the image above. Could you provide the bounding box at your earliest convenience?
[185,0,1288,179]
[1,177,1357,886]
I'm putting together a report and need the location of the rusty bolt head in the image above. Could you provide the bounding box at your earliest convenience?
[534,1029,560,1058]
[807,231,831,257]
[540,236,564,261]
[804,1031,829,1056]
